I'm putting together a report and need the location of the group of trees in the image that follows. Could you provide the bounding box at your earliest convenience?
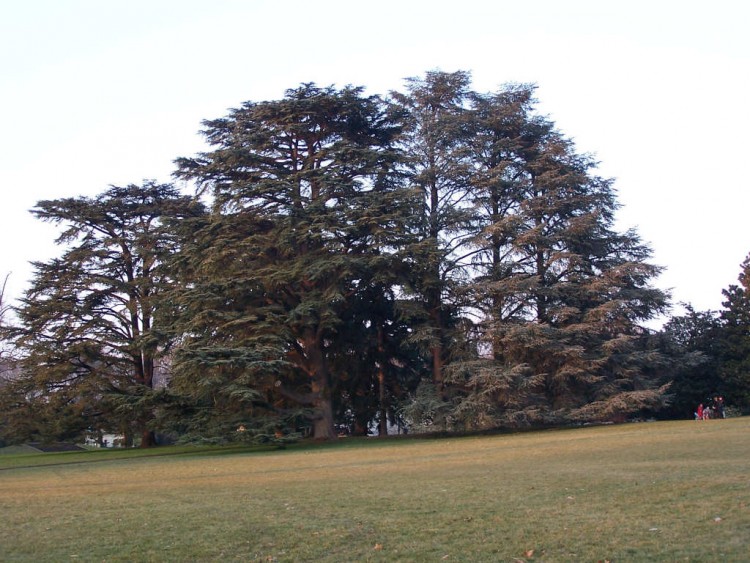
[0,71,747,446]
[659,256,750,419]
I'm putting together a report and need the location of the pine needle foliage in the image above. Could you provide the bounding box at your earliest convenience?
[718,254,750,409]
[2,73,682,443]
[171,84,420,440]
[4,182,203,446]
[442,78,670,425]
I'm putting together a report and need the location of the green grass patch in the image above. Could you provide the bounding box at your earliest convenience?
[0,444,44,456]
[0,443,284,470]
[1,419,748,561]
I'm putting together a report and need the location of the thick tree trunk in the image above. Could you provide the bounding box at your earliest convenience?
[313,385,336,440]
[429,179,444,390]
[140,429,157,448]
[431,345,443,386]
[377,325,388,437]
[378,366,388,437]
[428,287,444,389]
[137,351,157,448]
[307,329,337,441]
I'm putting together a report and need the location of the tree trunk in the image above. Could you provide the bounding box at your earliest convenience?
[431,344,443,386]
[312,390,336,440]
[377,325,388,436]
[307,329,337,440]
[429,290,444,390]
[138,350,157,448]
[140,429,157,448]
[378,365,388,437]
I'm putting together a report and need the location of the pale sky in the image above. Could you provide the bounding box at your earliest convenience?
[2,0,748,325]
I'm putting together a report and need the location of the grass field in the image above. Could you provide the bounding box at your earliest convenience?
[1,418,748,562]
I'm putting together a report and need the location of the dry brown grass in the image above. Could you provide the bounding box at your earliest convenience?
[1,418,748,561]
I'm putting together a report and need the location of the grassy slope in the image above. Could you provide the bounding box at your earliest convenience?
[0,444,42,456]
[0,419,748,562]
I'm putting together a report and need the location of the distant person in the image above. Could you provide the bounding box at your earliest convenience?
[696,404,704,420]
[716,396,726,418]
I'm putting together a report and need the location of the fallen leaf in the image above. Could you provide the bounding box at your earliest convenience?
[374,543,383,551]
[524,548,535,557]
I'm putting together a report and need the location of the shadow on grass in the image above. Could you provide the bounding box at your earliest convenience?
[0,442,287,471]
[0,418,689,471]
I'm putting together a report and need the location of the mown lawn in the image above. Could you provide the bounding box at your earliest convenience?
[1,418,748,561]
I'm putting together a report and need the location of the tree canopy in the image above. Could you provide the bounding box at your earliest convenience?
[2,182,204,446]
[169,84,420,440]
[4,71,747,448]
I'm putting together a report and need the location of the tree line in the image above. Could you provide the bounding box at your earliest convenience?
[1,71,747,446]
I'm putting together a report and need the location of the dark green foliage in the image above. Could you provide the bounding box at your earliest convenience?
[4,72,720,443]
[391,71,478,388]
[0,372,94,444]
[4,182,204,446]
[441,81,670,426]
[659,305,723,418]
[171,84,420,440]
[328,283,425,436]
[658,255,750,418]
[718,255,750,410]
[401,379,453,432]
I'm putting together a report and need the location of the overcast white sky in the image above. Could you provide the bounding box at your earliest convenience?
[1,0,748,325]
